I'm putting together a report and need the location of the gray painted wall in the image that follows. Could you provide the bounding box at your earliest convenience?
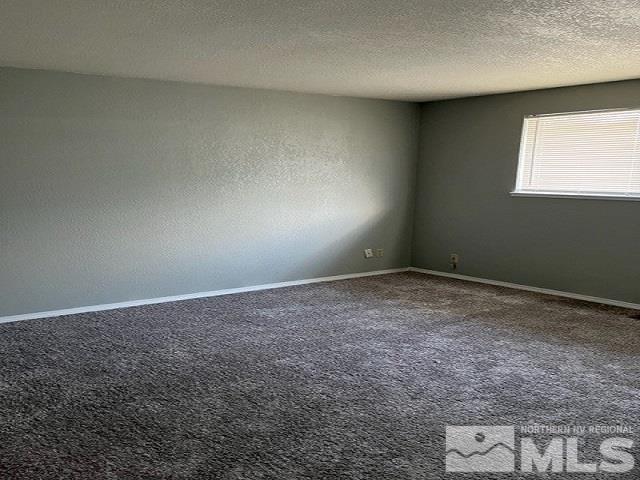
[0,68,419,316]
[413,80,640,304]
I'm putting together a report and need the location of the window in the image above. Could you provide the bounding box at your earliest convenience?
[513,108,640,200]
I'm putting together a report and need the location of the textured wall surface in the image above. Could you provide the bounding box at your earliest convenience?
[413,79,640,304]
[0,68,419,316]
[2,1,640,101]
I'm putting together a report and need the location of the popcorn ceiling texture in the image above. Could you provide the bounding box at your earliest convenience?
[1,0,639,100]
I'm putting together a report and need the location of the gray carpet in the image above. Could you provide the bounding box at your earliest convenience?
[1,272,639,479]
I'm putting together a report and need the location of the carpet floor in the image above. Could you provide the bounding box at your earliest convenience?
[1,272,639,479]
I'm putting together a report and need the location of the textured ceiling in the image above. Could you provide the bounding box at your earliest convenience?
[1,0,640,101]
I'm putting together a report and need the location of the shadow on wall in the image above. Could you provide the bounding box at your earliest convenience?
[1,67,418,317]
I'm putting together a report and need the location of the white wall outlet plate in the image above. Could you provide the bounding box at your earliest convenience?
[364,248,374,258]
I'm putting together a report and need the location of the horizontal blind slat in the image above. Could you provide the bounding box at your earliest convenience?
[517,109,640,195]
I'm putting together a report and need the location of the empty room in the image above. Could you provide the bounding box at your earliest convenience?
[1,1,639,478]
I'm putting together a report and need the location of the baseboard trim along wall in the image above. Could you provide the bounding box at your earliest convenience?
[4,266,638,325]
[0,268,409,324]
[409,267,640,310]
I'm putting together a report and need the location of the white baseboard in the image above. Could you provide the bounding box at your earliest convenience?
[4,266,637,324]
[0,268,409,324]
[408,267,640,310]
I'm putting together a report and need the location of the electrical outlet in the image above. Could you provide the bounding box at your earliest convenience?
[364,248,374,259]
[450,253,459,269]
[375,248,384,257]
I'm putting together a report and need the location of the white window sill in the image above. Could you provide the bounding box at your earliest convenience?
[510,191,640,202]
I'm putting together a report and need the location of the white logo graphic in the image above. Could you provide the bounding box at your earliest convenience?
[446,425,635,474]
[446,426,515,472]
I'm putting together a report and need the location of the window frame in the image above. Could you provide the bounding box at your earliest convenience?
[511,107,640,202]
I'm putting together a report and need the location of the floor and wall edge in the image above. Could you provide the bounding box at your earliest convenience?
[0,268,410,324]
[409,267,640,310]
[5,266,639,324]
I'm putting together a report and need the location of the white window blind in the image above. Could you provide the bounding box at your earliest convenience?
[514,108,640,199]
